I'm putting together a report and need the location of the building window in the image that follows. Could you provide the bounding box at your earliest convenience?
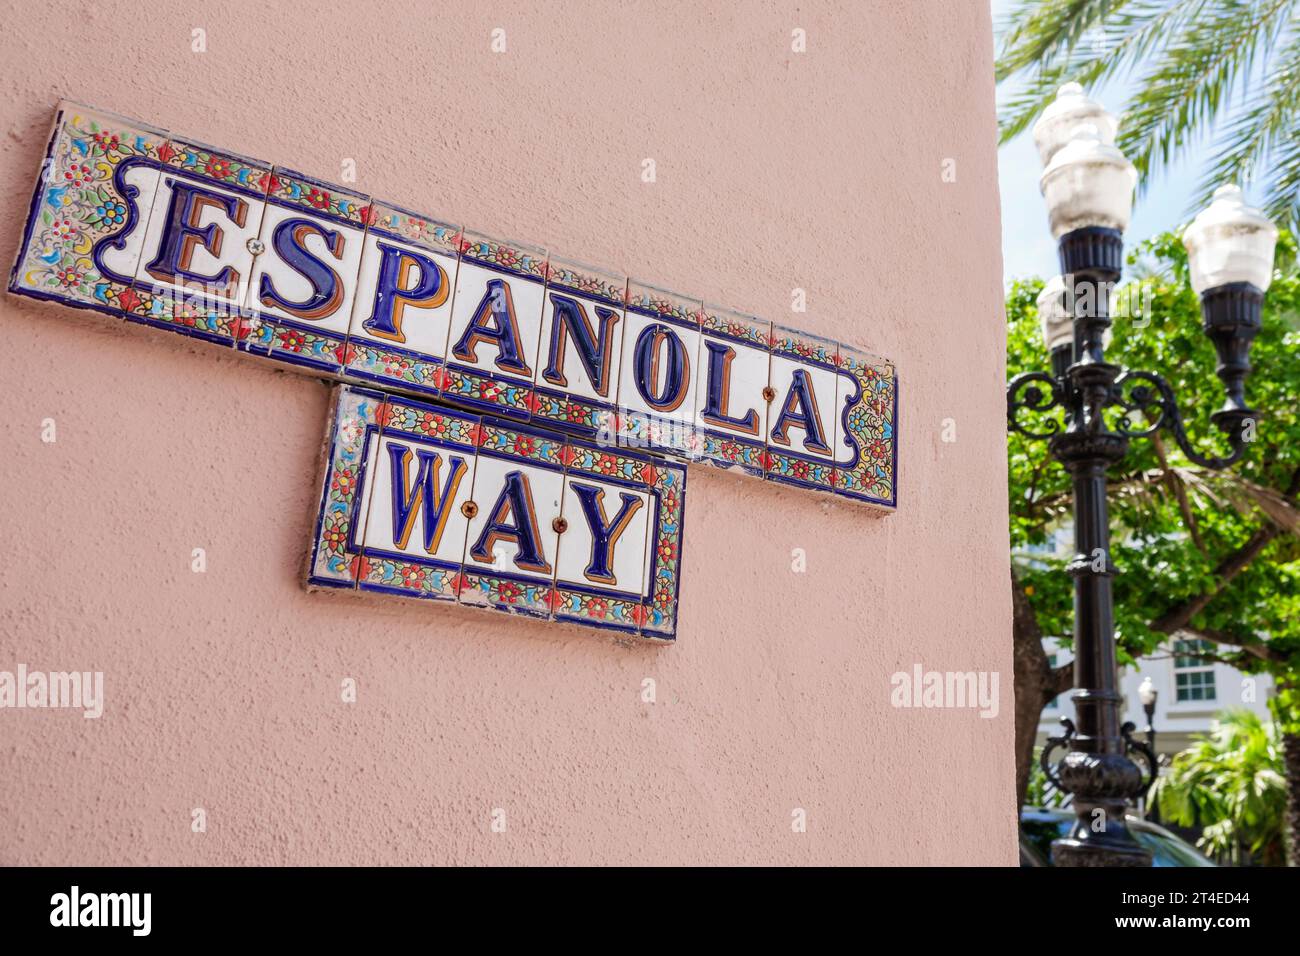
[1173,638,1217,703]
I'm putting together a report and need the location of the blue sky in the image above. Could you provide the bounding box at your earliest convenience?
[992,0,1219,282]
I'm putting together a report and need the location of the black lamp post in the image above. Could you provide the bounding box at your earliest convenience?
[1136,676,1159,815]
[1011,85,1278,867]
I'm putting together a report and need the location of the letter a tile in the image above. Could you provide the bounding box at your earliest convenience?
[456,419,567,619]
[441,231,548,422]
[765,326,840,493]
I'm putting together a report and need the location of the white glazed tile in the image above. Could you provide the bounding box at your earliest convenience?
[132,139,272,342]
[617,282,703,461]
[531,257,627,439]
[765,325,840,492]
[244,171,369,372]
[694,306,772,477]
[344,203,461,397]
[440,232,548,421]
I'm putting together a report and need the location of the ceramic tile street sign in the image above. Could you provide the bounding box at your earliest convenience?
[9,102,898,511]
[309,386,686,639]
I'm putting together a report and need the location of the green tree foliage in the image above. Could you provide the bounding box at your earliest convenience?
[1153,709,1287,865]
[995,0,1300,230]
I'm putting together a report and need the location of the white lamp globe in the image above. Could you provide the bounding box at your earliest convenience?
[1032,83,1120,166]
[1039,123,1137,239]
[1037,275,1073,352]
[1183,185,1279,296]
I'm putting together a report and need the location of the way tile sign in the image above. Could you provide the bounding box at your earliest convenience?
[311,386,685,639]
[8,102,900,640]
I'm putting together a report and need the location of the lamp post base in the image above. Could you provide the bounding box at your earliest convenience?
[1051,839,1153,867]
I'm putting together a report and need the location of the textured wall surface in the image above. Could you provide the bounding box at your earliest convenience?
[0,0,1012,865]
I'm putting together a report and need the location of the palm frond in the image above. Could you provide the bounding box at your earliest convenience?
[996,0,1206,142]
[1194,29,1300,224]
[1118,0,1298,195]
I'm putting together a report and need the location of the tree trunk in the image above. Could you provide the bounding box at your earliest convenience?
[1011,572,1073,813]
[1283,728,1300,867]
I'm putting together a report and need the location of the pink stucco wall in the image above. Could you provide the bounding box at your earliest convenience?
[0,1,1012,864]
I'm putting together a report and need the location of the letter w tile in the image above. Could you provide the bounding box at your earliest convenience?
[388,443,468,553]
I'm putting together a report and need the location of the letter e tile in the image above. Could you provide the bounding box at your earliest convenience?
[131,137,273,346]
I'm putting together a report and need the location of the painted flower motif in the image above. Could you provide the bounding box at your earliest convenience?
[661,490,680,514]
[116,287,143,314]
[791,459,810,479]
[384,355,413,377]
[867,439,889,460]
[497,581,522,604]
[358,205,379,227]
[52,218,77,242]
[322,515,348,554]
[279,328,306,351]
[55,267,82,288]
[513,435,537,457]
[339,416,364,446]
[257,172,282,194]
[205,157,233,180]
[564,402,590,425]
[494,246,520,268]
[417,411,450,438]
[585,598,608,619]
[657,538,676,564]
[595,455,619,476]
[400,565,423,587]
[96,199,127,227]
[92,131,121,153]
[332,466,357,498]
[64,163,92,188]
[481,381,501,401]
[307,188,331,210]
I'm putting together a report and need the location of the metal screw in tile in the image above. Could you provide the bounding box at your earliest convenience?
[461,501,478,518]
[246,238,265,255]
[552,517,568,533]
[762,386,777,402]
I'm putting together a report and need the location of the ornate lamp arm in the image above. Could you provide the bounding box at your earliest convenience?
[1112,369,1251,470]
[1007,371,1067,440]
